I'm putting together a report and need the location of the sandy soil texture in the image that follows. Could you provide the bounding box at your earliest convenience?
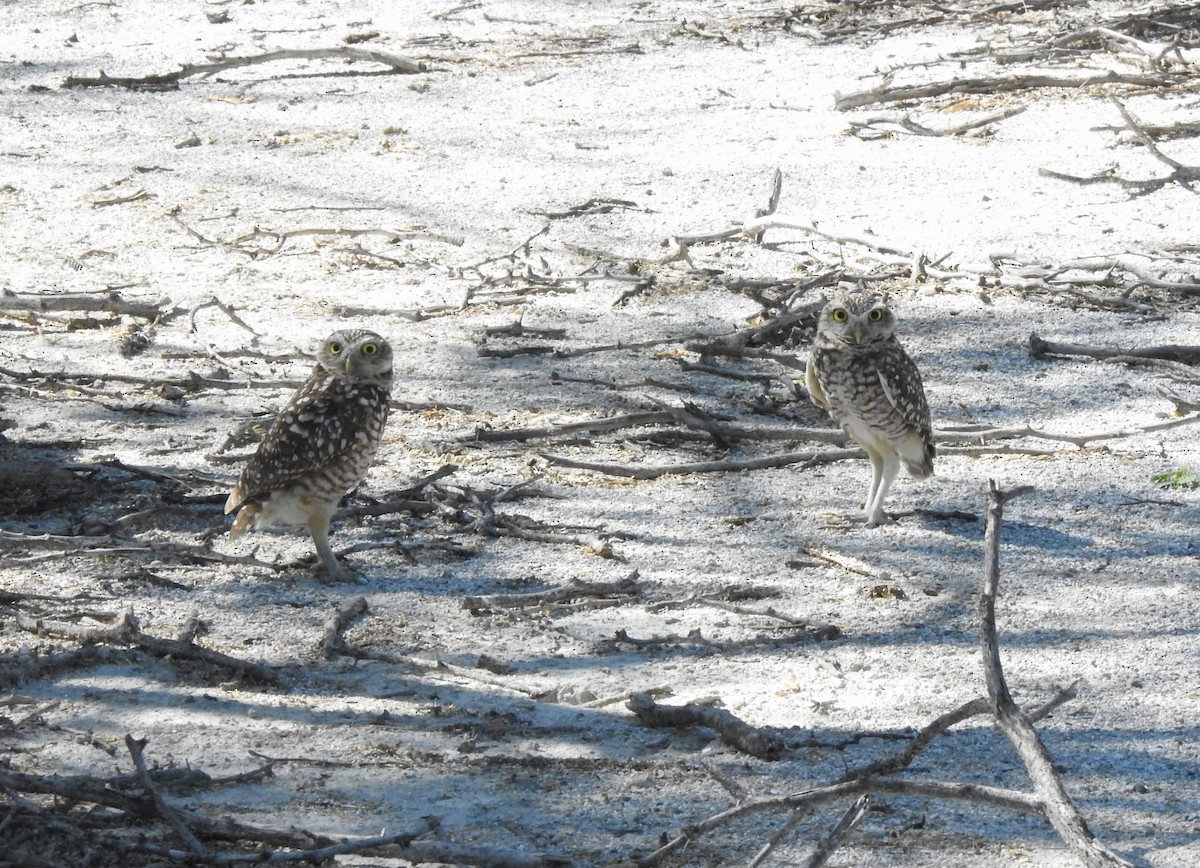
[3,2,1200,866]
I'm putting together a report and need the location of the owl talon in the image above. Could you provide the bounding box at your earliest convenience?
[317,558,360,584]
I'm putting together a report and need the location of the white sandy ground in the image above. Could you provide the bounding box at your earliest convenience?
[2,1,1200,865]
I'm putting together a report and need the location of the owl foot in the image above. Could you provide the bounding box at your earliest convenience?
[862,510,895,528]
[315,553,361,584]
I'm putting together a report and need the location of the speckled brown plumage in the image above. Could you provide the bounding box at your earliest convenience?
[225,329,393,580]
[805,294,934,526]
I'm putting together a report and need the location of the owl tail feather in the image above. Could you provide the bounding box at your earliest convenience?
[228,504,259,540]
[899,434,936,479]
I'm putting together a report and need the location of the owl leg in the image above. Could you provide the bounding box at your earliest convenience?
[865,455,900,527]
[863,450,885,512]
[306,509,355,583]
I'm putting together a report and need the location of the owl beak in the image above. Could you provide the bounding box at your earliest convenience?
[849,324,866,345]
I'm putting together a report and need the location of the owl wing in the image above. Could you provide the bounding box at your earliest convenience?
[225,377,378,513]
[875,349,932,438]
[804,350,830,411]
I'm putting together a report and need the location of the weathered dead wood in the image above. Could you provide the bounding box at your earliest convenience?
[601,623,840,654]
[633,779,1044,867]
[0,290,174,320]
[431,483,618,556]
[15,608,280,683]
[981,482,1132,867]
[1030,332,1200,365]
[848,105,1026,139]
[626,692,789,761]
[667,215,917,261]
[1043,98,1200,195]
[794,794,871,868]
[646,584,781,613]
[463,573,642,615]
[479,407,848,447]
[322,596,369,658]
[543,447,863,480]
[0,363,303,393]
[840,684,1078,784]
[529,197,642,219]
[61,47,427,90]
[835,71,1172,111]
[474,411,674,442]
[231,225,464,256]
[125,735,209,859]
[938,415,1200,449]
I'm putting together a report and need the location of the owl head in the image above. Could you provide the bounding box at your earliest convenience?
[815,294,896,348]
[316,329,393,383]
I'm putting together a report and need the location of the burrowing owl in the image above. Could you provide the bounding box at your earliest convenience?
[225,330,393,581]
[805,295,934,526]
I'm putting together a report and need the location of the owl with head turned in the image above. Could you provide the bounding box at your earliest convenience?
[225,329,393,581]
[805,294,934,526]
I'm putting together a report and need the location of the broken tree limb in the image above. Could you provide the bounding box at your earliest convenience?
[462,573,642,615]
[61,47,427,90]
[231,225,465,256]
[478,407,849,447]
[1030,332,1200,365]
[796,794,871,868]
[835,70,1172,111]
[635,778,1044,867]
[16,608,280,683]
[322,596,369,658]
[125,735,210,860]
[848,105,1026,139]
[626,692,789,761]
[981,482,1133,868]
[0,290,175,320]
[668,216,917,260]
[542,448,863,480]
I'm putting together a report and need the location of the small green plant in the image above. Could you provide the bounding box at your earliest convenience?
[1151,467,1199,490]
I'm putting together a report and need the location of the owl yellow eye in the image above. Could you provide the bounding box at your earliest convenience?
[328,342,343,355]
[361,343,378,355]
[868,308,884,321]
[830,308,848,323]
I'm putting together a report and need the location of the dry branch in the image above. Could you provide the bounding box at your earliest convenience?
[542,447,862,480]
[478,407,848,447]
[15,608,280,683]
[626,692,789,761]
[980,482,1132,867]
[1031,332,1200,365]
[61,47,426,90]
[462,574,642,615]
[322,596,369,658]
[796,794,871,868]
[835,71,1171,111]
[0,290,174,320]
[848,105,1026,139]
[125,735,209,859]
